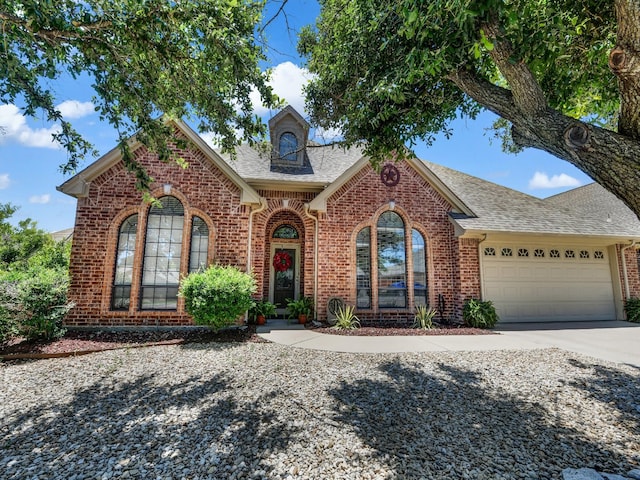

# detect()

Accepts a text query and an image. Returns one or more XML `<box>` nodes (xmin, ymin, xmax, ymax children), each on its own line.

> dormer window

<box><xmin>279</xmin><ymin>132</ymin><xmax>298</xmax><ymax>161</ymax></box>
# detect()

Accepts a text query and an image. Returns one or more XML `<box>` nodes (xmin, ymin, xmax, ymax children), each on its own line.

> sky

<box><xmin>0</xmin><ymin>0</ymin><xmax>593</xmax><ymax>233</ymax></box>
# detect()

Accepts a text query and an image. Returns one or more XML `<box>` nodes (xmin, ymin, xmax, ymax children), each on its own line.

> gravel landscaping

<box><xmin>1</xmin><ymin>343</ymin><xmax>639</xmax><ymax>479</ymax></box>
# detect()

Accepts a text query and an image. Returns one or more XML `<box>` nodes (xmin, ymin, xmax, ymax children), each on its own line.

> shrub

<box><xmin>413</xmin><ymin>305</ymin><xmax>436</xmax><ymax>330</ymax></box>
<box><xmin>180</xmin><ymin>265</ymin><xmax>256</xmax><ymax>330</ymax></box>
<box><xmin>463</xmin><ymin>299</ymin><xmax>499</xmax><ymax>329</ymax></box>
<box><xmin>0</xmin><ymin>268</ymin><xmax>72</xmax><ymax>342</ymax></box>
<box><xmin>624</xmin><ymin>297</ymin><xmax>640</xmax><ymax>323</ymax></box>
<box><xmin>332</xmin><ymin>305</ymin><xmax>361</xmax><ymax>330</ymax></box>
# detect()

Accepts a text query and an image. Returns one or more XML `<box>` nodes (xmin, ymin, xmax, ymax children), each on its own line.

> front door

<box><xmin>273</xmin><ymin>248</ymin><xmax>296</xmax><ymax>309</ymax></box>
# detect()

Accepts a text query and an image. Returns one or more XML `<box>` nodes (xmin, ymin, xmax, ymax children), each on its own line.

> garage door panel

<box><xmin>483</xmin><ymin>245</ymin><xmax>615</xmax><ymax>322</ymax></box>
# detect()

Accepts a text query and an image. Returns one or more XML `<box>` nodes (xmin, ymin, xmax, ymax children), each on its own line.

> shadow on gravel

<box><xmin>328</xmin><ymin>360</ymin><xmax>639</xmax><ymax>479</ymax></box>
<box><xmin>566</xmin><ymin>358</ymin><xmax>640</xmax><ymax>436</ymax></box>
<box><xmin>1</xmin><ymin>371</ymin><xmax>297</xmax><ymax>478</ymax></box>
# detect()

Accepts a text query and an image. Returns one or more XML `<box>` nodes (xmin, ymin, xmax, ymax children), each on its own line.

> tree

<box><xmin>299</xmin><ymin>0</ymin><xmax>640</xmax><ymax>218</ymax></box>
<box><xmin>1</xmin><ymin>0</ymin><xmax>278</xmax><ymax>190</ymax></box>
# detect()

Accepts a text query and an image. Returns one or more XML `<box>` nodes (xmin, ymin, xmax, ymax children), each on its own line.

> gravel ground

<box><xmin>1</xmin><ymin>344</ymin><xmax>639</xmax><ymax>479</ymax></box>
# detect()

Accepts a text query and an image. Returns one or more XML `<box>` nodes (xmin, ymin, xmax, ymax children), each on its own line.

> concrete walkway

<box><xmin>257</xmin><ymin>320</ymin><xmax>640</xmax><ymax>366</ymax></box>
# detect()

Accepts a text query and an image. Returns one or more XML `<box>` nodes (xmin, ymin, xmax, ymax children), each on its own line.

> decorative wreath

<box><xmin>273</xmin><ymin>251</ymin><xmax>293</xmax><ymax>272</ymax></box>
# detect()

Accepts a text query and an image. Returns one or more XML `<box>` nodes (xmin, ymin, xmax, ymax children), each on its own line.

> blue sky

<box><xmin>0</xmin><ymin>0</ymin><xmax>592</xmax><ymax>233</ymax></box>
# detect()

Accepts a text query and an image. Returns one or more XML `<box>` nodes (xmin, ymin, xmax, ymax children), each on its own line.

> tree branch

<box><xmin>482</xmin><ymin>19</ymin><xmax>547</xmax><ymax>117</ymax></box>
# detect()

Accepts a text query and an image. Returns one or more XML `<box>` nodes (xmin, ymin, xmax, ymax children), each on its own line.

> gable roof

<box><xmin>57</xmin><ymin>119</ymin><xmax>261</xmax><ymax>205</ymax></box>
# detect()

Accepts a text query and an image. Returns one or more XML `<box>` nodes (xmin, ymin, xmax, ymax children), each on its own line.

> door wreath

<box><xmin>273</xmin><ymin>251</ymin><xmax>293</xmax><ymax>272</ymax></box>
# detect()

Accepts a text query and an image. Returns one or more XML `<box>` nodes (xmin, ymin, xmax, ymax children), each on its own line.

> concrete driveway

<box><xmin>258</xmin><ymin>320</ymin><xmax>640</xmax><ymax>367</ymax></box>
<box><xmin>496</xmin><ymin>321</ymin><xmax>640</xmax><ymax>367</ymax></box>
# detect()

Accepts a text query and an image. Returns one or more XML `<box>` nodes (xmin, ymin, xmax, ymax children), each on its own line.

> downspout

<box><xmin>477</xmin><ymin>234</ymin><xmax>488</xmax><ymax>300</ymax></box>
<box><xmin>304</xmin><ymin>203</ymin><xmax>319</xmax><ymax>321</ymax></box>
<box><xmin>245</xmin><ymin>197</ymin><xmax>267</xmax><ymax>323</ymax></box>
<box><xmin>621</xmin><ymin>240</ymin><xmax>637</xmax><ymax>300</ymax></box>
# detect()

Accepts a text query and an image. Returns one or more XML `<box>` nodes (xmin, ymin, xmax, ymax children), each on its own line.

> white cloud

<box><xmin>56</xmin><ymin>100</ymin><xmax>95</xmax><ymax>119</ymax></box>
<box><xmin>528</xmin><ymin>171</ymin><xmax>581</xmax><ymax>189</ymax></box>
<box><xmin>251</xmin><ymin>62</ymin><xmax>312</xmax><ymax>115</ymax></box>
<box><xmin>29</xmin><ymin>194</ymin><xmax>51</xmax><ymax>204</ymax></box>
<box><xmin>0</xmin><ymin>173</ymin><xmax>9</xmax><ymax>189</ymax></box>
<box><xmin>0</xmin><ymin>104</ymin><xmax>61</xmax><ymax>149</ymax></box>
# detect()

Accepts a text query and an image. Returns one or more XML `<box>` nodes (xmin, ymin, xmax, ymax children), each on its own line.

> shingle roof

<box><xmin>425</xmin><ymin>161</ymin><xmax>640</xmax><ymax>238</ymax></box>
<box><xmin>216</xmin><ymin>143</ymin><xmax>365</xmax><ymax>185</ymax></box>
<box><xmin>218</xmin><ymin>141</ymin><xmax>640</xmax><ymax>238</ymax></box>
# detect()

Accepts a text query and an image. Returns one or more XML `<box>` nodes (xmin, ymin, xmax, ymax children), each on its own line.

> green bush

<box><xmin>463</xmin><ymin>298</ymin><xmax>499</xmax><ymax>329</ymax></box>
<box><xmin>624</xmin><ymin>297</ymin><xmax>640</xmax><ymax>323</ymax></box>
<box><xmin>179</xmin><ymin>265</ymin><xmax>256</xmax><ymax>330</ymax></box>
<box><xmin>0</xmin><ymin>268</ymin><xmax>72</xmax><ymax>342</ymax></box>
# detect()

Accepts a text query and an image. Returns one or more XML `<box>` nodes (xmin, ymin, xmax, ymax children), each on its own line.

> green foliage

<box><xmin>624</xmin><ymin>297</ymin><xmax>640</xmax><ymax>323</ymax></box>
<box><xmin>0</xmin><ymin>204</ymin><xmax>73</xmax><ymax>342</ymax></box>
<box><xmin>413</xmin><ymin>305</ymin><xmax>436</xmax><ymax>330</ymax></box>
<box><xmin>332</xmin><ymin>305</ymin><xmax>361</xmax><ymax>330</ymax></box>
<box><xmin>286</xmin><ymin>296</ymin><xmax>314</xmax><ymax>319</ymax></box>
<box><xmin>179</xmin><ymin>265</ymin><xmax>256</xmax><ymax>330</ymax></box>
<box><xmin>248</xmin><ymin>299</ymin><xmax>277</xmax><ymax>321</ymax></box>
<box><xmin>463</xmin><ymin>299</ymin><xmax>499</xmax><ymax>329</ymax></box>
<box><xmin>1</xmin><ymin>0</ymin><xmax>278</xmax><ymax>191</ymax></box>
<box><xmin>300</xmin><ymin>0</ymin><xmax>617</xmax><ymax>164</ymax></box>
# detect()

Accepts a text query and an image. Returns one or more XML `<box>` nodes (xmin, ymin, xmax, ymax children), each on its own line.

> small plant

<box><xmin>413</xmin><ymin>305</ymin><xmax>436</xmax><ymax>330</ymax></box>
<box><xmin>179</xmin><ymin>265</ymin><xmax>256</xmax><ymax>330</ymax></box>
<box><xmin>624</xmin><ymin>297</ymin><xmax>640</xmax><ymax>323</ymax></box>
<box><xmin>286</xmin><ymin>296</ymin><xmax>313</xmax><ymax>319</ymax></box>
<box><xmin>249</xmin><ymin>299</ymin><xmax>277</xmax><ymax>322</ymax></box>
<box><xmin>332</xmin><ymin>305</ymin><xmax>361</xmax><ymax>330</ymax></box>
<box><xmin>463</xmin><ymin>299</ymin><xmax>499</xmax><ymax>329</ymax></box>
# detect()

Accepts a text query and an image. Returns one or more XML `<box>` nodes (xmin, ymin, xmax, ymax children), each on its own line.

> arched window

<box><xmin>140</xmin><ymin>196</ymin><xmax>184</xmax><ymax>310</ymax></box>
<box><xmin>377</xmin><ymin>211</ymin><xmax>406</xmax><ymax>308</ymax></box>
<box><xmin>356</xmin><ymin>227</ymin><xmax>371</xmax><ymax>308</ymax></box>
<box><xmin>279</xmin><ymin>132</ymin><xmax>298</xmax><ymax>161</ymax></box>
<box><xmin>189</xmin><ymin>216</ymin><xmax>209</xmax><ymax>272</ymax></box>
<box><xmin>355</xmin><ymin>214</ymin><xmax>429</xmax><ymax>311</ymax></box>
<box><xmin>273</xmin><ymin>224</ymin><xmax>299</xmax><ymax>239</ymax></box>
<box><xmin>412</xmin><ymin>229</ymin><xmax>428</xmax><ymax>306</ymax></box>
<box><xmin>111</xmin><ymin>215</ymin><xmax>138</xmax><ymax>310</ymax></box>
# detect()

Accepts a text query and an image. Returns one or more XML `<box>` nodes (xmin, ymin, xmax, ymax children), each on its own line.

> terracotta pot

<box><xmin>257</xmin><ymin>315</ymin><xmax>266</xmax><ymax>325</ymax></box>
<box><xmin>298</xmin><ymin>314</ymin><xmax>307</xmax><ymax>324</ymax></box>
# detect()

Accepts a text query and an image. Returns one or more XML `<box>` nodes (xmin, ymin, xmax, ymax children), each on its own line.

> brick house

<box><xmin>58</xmin><ymin>106</ymin><xmax>640</xmax><ymax>327</ymax></box>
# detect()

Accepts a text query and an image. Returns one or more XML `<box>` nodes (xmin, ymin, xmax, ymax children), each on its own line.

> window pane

<box><xmin>412</xmin><ymin>229</ymin><xmax>428</xmax><ymax>307</ymax></box>
<box><xmin>141</xmin><ymin>196</ymin><xmax>183</xmax><ymax>310</ymax></box>
<box><xmin>279</xmin><ymin>132</ymin><xmax>298</xmax><ymax>161</ymax></box>
<box><xmin>111</xmin><ymin>215</ymin><xmax>138</xmax><ymax>310</ymax></box>
<box><xmin>273</xmin><ymin>225</ymin><xmax>299</xmax><ymax>239</ymax></box>
<box><xmin>189</xmin><ymin>217</ymin><xmax>209</xmax><ymax>272</ymax></box>
<box><xmin>356</xmin><ymin>227</ymin><xmax>371</xmax><ymax>309</ymax></box>
<box><xmin>378</xmin><ymin>211</ymin><xmax>406</xmax><ymax>308</ymax></box>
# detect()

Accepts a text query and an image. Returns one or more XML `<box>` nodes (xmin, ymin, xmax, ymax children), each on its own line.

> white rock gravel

<box><xmin>1</xmin><ymin>344</ymin><xmax>639</xmax><ymax>479</ymax></box>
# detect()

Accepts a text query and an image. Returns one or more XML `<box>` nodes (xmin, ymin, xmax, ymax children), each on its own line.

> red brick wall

<box><xmin>65</xmin><ymin>141</ymin><xmax>250</xmax><ymax>327</ymax></box>
<box><xmin>315</xmin><ymin>162</ymin><xmax>467</xmax><ymax>323</ymax></box>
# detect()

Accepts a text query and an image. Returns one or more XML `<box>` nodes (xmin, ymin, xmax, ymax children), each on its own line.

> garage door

<box><xmin>482</xmin><ymin>245</ymin><xmax>616</xmax><ymax>322</ymax></box>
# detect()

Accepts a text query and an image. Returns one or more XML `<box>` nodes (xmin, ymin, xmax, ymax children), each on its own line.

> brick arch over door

<box><xmin>263</xmin><ymin>210</ymin><xmax>306</xmax><ymax>300</ymax></box>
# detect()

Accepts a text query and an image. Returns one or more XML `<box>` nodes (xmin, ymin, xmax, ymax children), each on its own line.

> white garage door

<box><xmin>482</xmin><ymin>245</ymin><xmax>616</xmax><ymax>322</ymax></box>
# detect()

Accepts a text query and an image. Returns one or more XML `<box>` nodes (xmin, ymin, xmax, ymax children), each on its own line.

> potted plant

<box><xmin>286</xmin><ymin>296</ymin><xmax>313</xmax><ymax>324</ymax></box>
<box><xmin>249</xmin><ymin>299</ymin><xmax>277</xmax><ymax>325</ymax></box>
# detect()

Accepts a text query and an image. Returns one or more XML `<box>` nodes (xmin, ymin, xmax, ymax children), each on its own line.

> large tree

<box><xmin>1</xmin><ymin>0</ymin><xmax>277</xmax><ymax>190</ymax></box>
<box><xmin>299</xmin><ymin>0</ymin><xmax>640</xmax><ymax>218</ymax></box>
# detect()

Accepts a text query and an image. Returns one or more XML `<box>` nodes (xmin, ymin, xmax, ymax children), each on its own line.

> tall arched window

<box><xmin>412</xmin><ymin>229</ymin><xmax>428</xmax><ymax>306</ymax></box>
<box><xmin>140</xmin><ymin>196</ymin><xmax>184</xmax><ymax>310</ymax></box>
<box><xmin>189</xmin><ymin>216</ymin><xmax>209</xmax><ymax>272</ymax></box>
<box><xmin>377</xmin><ymin>211</ymin><xmax>406</xmax><ymax>308</ymax></box>
<box><xmin>111</xmin><ymin>215</ymin><xmax>138</xmax><ymax>310</ymax></box>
